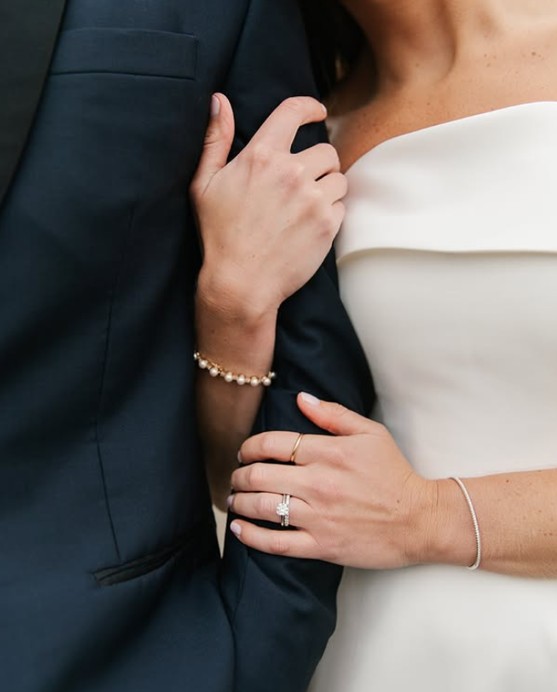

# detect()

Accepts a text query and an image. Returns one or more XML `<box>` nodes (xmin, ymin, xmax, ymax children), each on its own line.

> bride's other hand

<box><xmin>191</xmin><ymin>93</ymin><xmax>347</xmax><ymax>319</ymax></box>
<box><xmin>228</xmin><ymin>393</ymin><xmax>476</xmax><ymax>570</ymax></box>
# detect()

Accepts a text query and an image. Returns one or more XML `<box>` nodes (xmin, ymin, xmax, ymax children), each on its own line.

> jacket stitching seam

<box><xmin>93</xmin><ymin>206</ymin><xmax>136</xmax><ymax>563</ymax></box>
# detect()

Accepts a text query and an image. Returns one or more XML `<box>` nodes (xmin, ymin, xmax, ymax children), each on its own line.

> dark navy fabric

<box><xmin>0</xmin><ymin>1</ymin><xmax>374</xmax><ymax>691</ymax></box>
<box><xmin>0</xmin><ymin>0</ymin><xmax>67</xmax><ymax>202</ymax></box>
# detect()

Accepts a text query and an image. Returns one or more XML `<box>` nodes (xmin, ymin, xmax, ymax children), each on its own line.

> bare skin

<box><xmin>334</xmin><ymin>0</ymin><xmax>557</xmax><ymax>170</ymax></box>
<box><xmin>228</xmin><ymin>0</ymin><xmax>557</xmax><ymax>578</ymax></box>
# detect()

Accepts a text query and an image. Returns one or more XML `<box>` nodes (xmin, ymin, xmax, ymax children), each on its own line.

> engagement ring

<box><xmin>276</xmin><ymin>493</ymin><xmax>291</xmax><ymax>528</ymax></box>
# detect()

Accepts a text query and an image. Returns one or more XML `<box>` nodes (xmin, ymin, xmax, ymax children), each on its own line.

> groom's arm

<box><xmin>220</xmin><ymin>1</ymin><xmax>375</xmax><ymax>691</ymax></box>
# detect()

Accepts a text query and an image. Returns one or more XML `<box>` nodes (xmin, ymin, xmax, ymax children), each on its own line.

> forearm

<box><xmin>195</xmin><ymin>270</ymin><xmax>277</xmax><ymax>509</ymax></box>
<box><xmin>425</xmin><ymin>468</ymin><xmax>557</xmax><ymax>577</ymax></box>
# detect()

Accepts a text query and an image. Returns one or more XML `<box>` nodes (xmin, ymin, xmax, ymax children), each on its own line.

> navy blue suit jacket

<box><xmin>0</xmin><ymin>1</ymin><xmax>374</xmax><ymax>690</ymax></box>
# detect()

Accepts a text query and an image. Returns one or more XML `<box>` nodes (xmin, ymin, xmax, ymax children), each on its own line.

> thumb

<box><xmin>297</xmin><ymin>392</ymin><xmax>370</xmax><ymax>437</ymax></box>
<box><xmin>193</xmin><ymin>93</ymin><xmax>235</xmax><ymax>194</ymax></box>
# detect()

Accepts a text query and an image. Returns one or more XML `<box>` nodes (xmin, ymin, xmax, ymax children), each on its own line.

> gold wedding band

<box><xmin>289</xmin><ymin>433</ymin><xmax>304</xmax><ymax>464</ymax></box>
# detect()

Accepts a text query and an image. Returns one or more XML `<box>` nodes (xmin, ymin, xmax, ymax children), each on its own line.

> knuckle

<box><xmin>230</xmin><ymin>470</ymin><xmax>239</xmax><ymax>490</ymax></box>
<box><xmin>324</xmin><ymin>143</ymin><xmax>341</xmax><ymax>169</ymax></box>
<box><xmin>335</xmin><ymin>200</ymin><xmax>346</xmax><ymax>219</ymax></box>
<box><xmin>328</xmin><ymin>442</ymin><xmax>346</xmax><ymax>468</ymax></box>
<box><xmin>247</xmin><ymin>463</ymin><xmax>266</xmax><ymax>489</ymax></box>
<box><xmin>256</xmin><ymin>494</ymin><xmax>274</xmax><ymax>516</ymax></box>
<box><xmin>327</xmin><ymin>480</ymin><xmax>344</xmax><ymax>504</ymax></box>
<box><xmin>269</xmin><ymin>533</ymin><xmax>290</xmax><ymax>556</ymax></box>
<box><xmin>323</xmin><ymin>214</ymin><xmax>338</xmax><ymax>237</ymax></box>
<box><xmin>248</xmin><ymin>143</ymin><xmax>273</xmax><ymax>168</ymax></box>
<box><xmin>280</xmin><ymin>162</ymin><xmax>305</xmax><ymax>188</ymax></box>
<box><xmin>313</xmin><ymin>477</ymin><xmax>330</xmax><ymax>503</ymax></box>
<box><xmin>305</xmin><ymin>186</ymin><xmax>325</xmax><ymax>213</ymax></box>
<box><xmin>229</xmin><ymin>496</ymin><xmax>242</xmax><ymax>517</ymax></box>
<box><xmin>281</xmin><ymin>96</ymin><xmax>309</xmax><ymax>115</ymax></box>
<box><xmin>316</xmin><ymin>208</ymin><xmax>337</xmax><ymax>237</ymax></box>
<box><xmin>259</xmin><ymin>435</ymin><xmax>277</xmax><ymax>460</ymax></box>
<box><xmin>314</xmin><ymin>471</ymin><xmax>343</xmax><ymax>502</ymax></box>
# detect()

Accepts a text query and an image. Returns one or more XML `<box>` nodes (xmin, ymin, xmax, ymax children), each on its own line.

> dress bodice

<box><xmin>337</xmin><ymin>101</ymin><xmax>557</xmax><ymax>255</ymax></box>
<box><xmin>337</xmin><ymin>101</ymin><xmax>557</xmax><ymax>480</ymax></box>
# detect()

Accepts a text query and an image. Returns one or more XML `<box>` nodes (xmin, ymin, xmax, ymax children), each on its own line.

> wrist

<box><xmin>196</xmin><ymin>266</ymin><xmax>279</xmax><ymax>327</ymax></box>
<box><xmin>403</xmin><ymin>477</ymin><xmax>440</xmax><ymax>565</ymax></box>
<box><xmin>420</xmin><ymin>478</ymin><xmax>479</xmax><ymax>567</ymax></box>
<box><xmin>195</xmin><ymin>270</ymin><xmax>278</xmax><ymax>375</ymax></box>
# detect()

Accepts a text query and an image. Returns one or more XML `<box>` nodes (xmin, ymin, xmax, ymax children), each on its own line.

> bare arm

<box><xmin>433</xmin><ymin>468</ymin><xmax>557</xmax><ymax>578</ymax></box>
<box><xmin>190</xmin><ymin>95</ymin><xmax>345</xmax><ymax>509</ymax></box>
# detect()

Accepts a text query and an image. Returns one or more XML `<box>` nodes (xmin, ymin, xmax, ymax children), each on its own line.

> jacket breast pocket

<box><xmin>40</xmin><ymin>26</ymin><xmax>206</xmax><ymax>220</ymax></box>
<box><xmin>50</xmin><ymin>28</ymin><xmax>198</xmax><ymax>79</ymax></box>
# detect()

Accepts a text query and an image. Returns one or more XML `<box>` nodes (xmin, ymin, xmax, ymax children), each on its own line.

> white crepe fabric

<box><xmin>310</xmin><ymin>102</ymin><xmax>557</xmax><ymax>692</ymax></box>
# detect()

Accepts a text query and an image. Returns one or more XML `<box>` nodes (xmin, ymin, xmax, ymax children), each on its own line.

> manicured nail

<box><xmin>230</xmin><ymin>522</ymin><xmax>242</xmax><ymax>537</ymax></box>
<box><xmin>237</xmin><ymin>450</ymin><xmax>243</xmax><ymax>465</ymax></box>
<box><xmin>300</xmin><ymin>392</ymin><xmax>320</xmax><ymax>407</ymax></box>
<box><xmin>226</xmin><ymin>495</ymin><xmax>234</xmax><ymax>508</ymax></box>
<box><xmin>211</xmin><ymin>94</ymin><xmax>221</xmax><ymax>117</ymax></box>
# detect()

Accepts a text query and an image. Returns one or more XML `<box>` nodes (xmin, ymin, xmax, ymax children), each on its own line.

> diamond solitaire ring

<box><xmin>276</xmin><ymin>494</ymin><xmax>291</xmax><ymax>528</ymax></box>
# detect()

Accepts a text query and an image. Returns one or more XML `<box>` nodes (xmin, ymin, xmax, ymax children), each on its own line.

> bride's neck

<box><xmin>342</xmin><ymin>0</ymin><xmax>552</xmax><ymax>90</ymax></box>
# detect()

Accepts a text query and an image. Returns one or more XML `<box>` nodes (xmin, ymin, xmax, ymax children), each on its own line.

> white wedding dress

<box><xmin>310</xmin><ymin>102</ymin><xmax>557</xmax><ymax>692</ymax></box>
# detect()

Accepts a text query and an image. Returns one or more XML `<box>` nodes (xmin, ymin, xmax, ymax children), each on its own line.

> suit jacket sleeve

<box><xmin>219</xmin><ymin>2</ymin><xmax>375</xmax><ymax>690</ymax></box>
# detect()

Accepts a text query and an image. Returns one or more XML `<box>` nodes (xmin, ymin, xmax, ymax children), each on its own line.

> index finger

<box><xmin>249</xmin><ymin>96</ymin><xmax>327</xmax><ymax>151</ymax></box>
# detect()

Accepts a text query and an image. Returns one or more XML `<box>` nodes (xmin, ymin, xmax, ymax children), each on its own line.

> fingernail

<box><xmin>237</xmin><ymin>450</ymin><xmax>243</xmax><ymax>465</ymax></box>
<box><xmin>300</xmin><ymin>392</ymin><xmax>320</xmax><ymax>407</ymax></box>
<box><xmin>226</xmin><ymin>494</ymin><xmax>234</xmax><ymax>508</ymax></box>
<box><xmin>211</xmin><ymin>94</ymin><xmax>221</xmax><ymax>117</ymax></box>
<box><xmin>321</xmin><ymin>103</ymin><xmax>328</xmax><ymax>115</ymax></box>
<box><xmin>230</xmin><ymin>522</ymin><xmax>242</xmax><ymax>537</ymax></box>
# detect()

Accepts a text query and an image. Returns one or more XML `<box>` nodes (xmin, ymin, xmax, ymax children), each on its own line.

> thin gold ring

<box><xmin>289</xmin><ymin>433</ymin><xmax>304</xmax><ymax>464</ymax></box>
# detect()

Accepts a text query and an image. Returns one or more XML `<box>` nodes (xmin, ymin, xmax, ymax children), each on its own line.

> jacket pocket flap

<box><xmin>50</xmin><ymin>28</ymin><xmax>198</xmax><ymax>79</ymax></box>
<box><xmin>93</xmin><ymin>520</ymin><xmax>217</xmax><ymax>586</ymax></box>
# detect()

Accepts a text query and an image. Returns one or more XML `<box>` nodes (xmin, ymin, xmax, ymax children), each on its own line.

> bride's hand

<box><xmin>190</xmin><ymin>94</ymin><xmax>347</xmax><ymax>320</ymax></box>
<box><xmin>228</xmin><ymin>393</ymin><xmax>440</xmax><ymax>570</ymax></box>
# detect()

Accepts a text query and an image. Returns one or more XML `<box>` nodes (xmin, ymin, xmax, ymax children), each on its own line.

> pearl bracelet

<box><xmin>450</xmin><ymin>476</ymin><xmax>482</xmax><ymax>571</ymax></box>
<box><xmin>194</xmin><ymin>351</ymin><xmax>276</xmax><ymax>387</ymax></box>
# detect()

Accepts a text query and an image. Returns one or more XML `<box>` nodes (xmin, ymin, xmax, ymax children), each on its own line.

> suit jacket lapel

<box><xmin>0</xmin><ymin>0</ymin><xmax>67</xmax><ymax>207</ymax></box>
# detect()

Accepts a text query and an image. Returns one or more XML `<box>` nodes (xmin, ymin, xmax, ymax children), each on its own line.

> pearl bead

<box><xmin>194</xmin><ymin>352</ymin><xmax>277</xmax><ymax>390</ymax></box>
